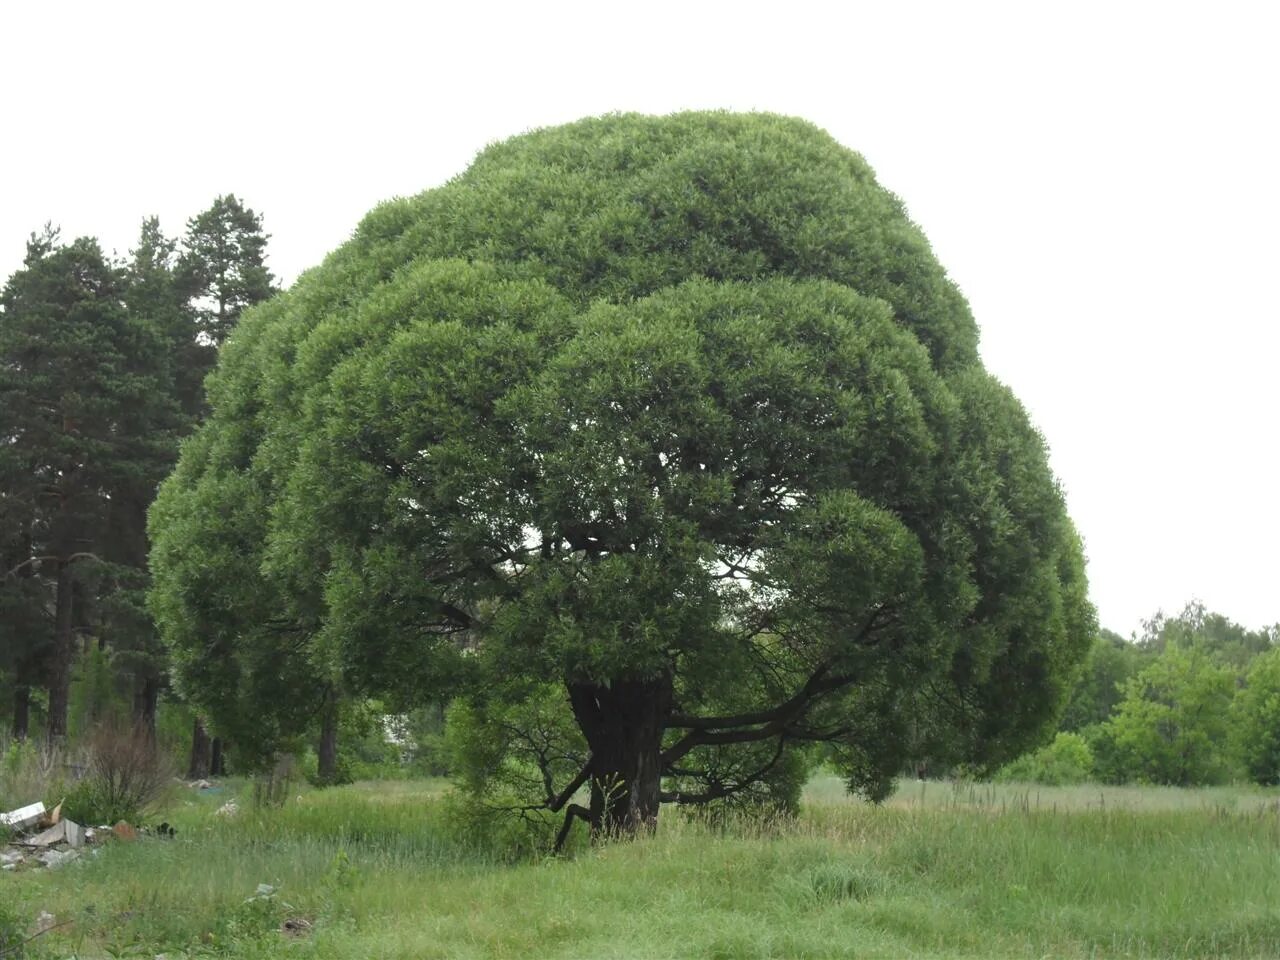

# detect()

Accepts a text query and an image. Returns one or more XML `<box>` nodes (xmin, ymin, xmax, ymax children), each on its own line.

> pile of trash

<box><xmin>1</xmin><ymin>799</ymin><xmax>136</xmax><ymax>871</ymax></box>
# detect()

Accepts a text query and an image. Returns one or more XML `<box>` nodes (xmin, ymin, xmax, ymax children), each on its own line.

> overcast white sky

<box><xmin>2</xmin><ymin>1</ymin><xmax>1276</xmax><ymax>637</ymax></box>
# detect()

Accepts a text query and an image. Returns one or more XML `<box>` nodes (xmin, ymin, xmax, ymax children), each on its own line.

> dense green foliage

<box><xmin>149</xmin><ymin>112</ymin><xmax>1094</xmax><ymax>837</ymax></box>
<box><xmin>995</xmin><ymin>731</ymin><xmax>1093</xmax><ymax>785</ymax></box>
<box><xmin>1100</xmin><ymin>645</ymin><xmax>1237</xmax><ymax>786</ymax></box>
<box><xmin>1058</xmin><ymin>629</ymin><xmax>1144</xmax><ymax>732</ymax></box>
<box><xmin>1233</xmin><ymin>648</ymin><xmax>1280</xmax><ymax>785</ymax></box>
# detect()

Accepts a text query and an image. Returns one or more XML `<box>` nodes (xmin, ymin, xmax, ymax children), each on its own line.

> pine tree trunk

<box><xmin>567</xmin><ymin>674</ymin><xmax>672</xmax><ymax>837</ymax></box>
<box><xmin>12</xmin><ymin>685</ymin><xmax>30</xmax><ymax>741</ymax></box>
<box><xmin>188</xmin><ymin>717</ymin><xmax>211</xmax><ymax>779</ymax></box>
<box><xmin>133</xmin><ymin>675</ymin><xmax>159</xmax><ymax>743</ymax></box>
<box><xmin>317</xmin><ymin>692</ymin><xmax>339</xmax><ymax>784</ymax></box>
<box><xmin>46</xmin><ymin>559</ymin><xmax>75</xmax><ymax>741</ymax></box>
<box><xmin>210</xmin><ymin>738</ymin><xmax>225</xmax><ymax>776</ymax></box>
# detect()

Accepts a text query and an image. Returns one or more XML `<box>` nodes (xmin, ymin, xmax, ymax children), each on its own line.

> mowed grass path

<box><xmin>6</xmin><ymin>777</ymin><xmax>1280</xmax><ymax>958</ymax></box>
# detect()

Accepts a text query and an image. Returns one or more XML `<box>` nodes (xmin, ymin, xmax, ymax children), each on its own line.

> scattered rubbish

<box><xmin>35</xmin><ymin>910</ymin><xmax>57</xmax><ymax>934</ymax></box>
<box><xmin>255</xmin><ymin>883</ymin><xmax>276</xmax><ymax>898</ymax></box>
<box><xmin>215</xmin><ymin>800</ymin><xmax>240</xmax><ymax>817</ymax></box>
<box><xmin>0</xmin><ymin>801</ymin><xmax>45</xmax><ymax>831</ymax></box>
<box><xmin>44</xmin><ymin>799</ymin><xmax>64</xmax><ymax>827</ymax></box>
<box><xmin>37</xmin><ymin>848</ymin><xmax>79</xmax><ymax>869</ymax></box>
<box><xmin>281</xmin><ymin>917</ymin><xmax>313</xmax><ymax>937</ymax></box>
<box><xmin>1</xmin><ymin>805</ymin><xmax>177</xmax><ymax>876</ymax></box>
<box><xmin>189</xmin><ymin>779</ymin><xmax>213</xmax><ymax>790</ymax></box>
<box><xmin>21</xmin><ymin>818</ymin><xmax>84</xmax><ymax>849</ymax></box>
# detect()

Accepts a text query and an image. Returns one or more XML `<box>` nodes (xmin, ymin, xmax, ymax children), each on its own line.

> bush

<box><xmin>995</xmin><ymin>732</ymin><xmax>1094</xmax><ymax>785</ymax></box>
<box><xmin>61</xmin><ymin>723</ymin><xmax>173</xmax><ymax>825</ymax></box>
<box><xmin>1080</xmin><ymin>723</ymin><xmax>1127</xmax><ymax>785</ymax></box>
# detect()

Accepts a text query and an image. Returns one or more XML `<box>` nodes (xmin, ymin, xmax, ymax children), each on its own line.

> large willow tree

<box><xmin>149</xmin><ymin>113</ymin><xmax>1093</xmax><ymax>839</ymax></box>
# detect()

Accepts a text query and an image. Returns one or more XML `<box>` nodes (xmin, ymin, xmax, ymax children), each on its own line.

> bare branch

<box><xmin>553</xmin><ymin>803</ymin><xmax>592</xmax><ymax>854</ymax></box>
<box><xmin>548</xmin><ymin>760</ymin><xmax>592</xmax><ymax>812</ymax></box>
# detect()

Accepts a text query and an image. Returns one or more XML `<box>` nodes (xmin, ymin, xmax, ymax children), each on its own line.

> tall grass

<box><xmin>5</xmin><ymin>777</ymin><xmax>1279</xmax><ymax>958</ymax></box>
<box><xmin>0</xmin><ymin>736</ymin><xmax>76</xmax><ymax>814</ymax></box>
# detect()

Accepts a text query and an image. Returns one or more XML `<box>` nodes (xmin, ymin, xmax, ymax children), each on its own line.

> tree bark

<box><xmin>132</xmin><ymin>675</ymin><xmax>160</xmax><ymax>743</ymax></box>
<box><xmin>188</xmin><ymin>716</ymin><xmax>211</xmax><ymax>779</ymax></box>
<box><xmin>317</xmin><ymin>690</ymin><xmax>339</xmax><ymax>784</ymax></box>
<box><xmin>567</xmin><ymin>674</ymin><xmax>672</xmax><ymax>837</ymax></box>
<box><xmin>46</xmin><ymin>559</ymin><xmax>75</xmax><ymax>741</ymax></box>
<box><xmin>210</xmin><ymin>737</ymin><xmax>225</xmax><ymax>776</ymax></box>
<box><xmin>12</xmin><ymin>685</ymin><xmax>30</xmax><ymax>741</ymax></box>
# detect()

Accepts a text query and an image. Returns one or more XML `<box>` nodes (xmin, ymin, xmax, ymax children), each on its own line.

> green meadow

<box><xmin>5</xmin><ymin>776</ymin><xmax>1279</xmax><ymax>959</ymax></box>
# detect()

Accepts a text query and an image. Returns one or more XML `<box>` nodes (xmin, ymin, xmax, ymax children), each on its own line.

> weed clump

<box><xmin>61</xmin><ymin>723</ymin><xmax>173</xmax><ymax>825</ymax></box>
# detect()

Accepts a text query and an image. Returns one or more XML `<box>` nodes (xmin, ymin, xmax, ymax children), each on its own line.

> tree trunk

<box><xmin>132</xmin><ymin>675</ymin><xmax>159</xmax><ymax>743</ymax></box>
<box><xmin>46</xmin><ymin>559</ymin><xmax>75</xmax><ymax>741</ymax></box>
<box><xmin>567</xmin><ymin>674</ymin><xmax>672</xmax><ymax>837</ymax></box>
<box><xmin>317</xmin><ymin>691</ymin><xmax>339</xmax><ymax>784</ymax></box>
<box><xmin>210</xmin><ymin>737</ymin><xmax>225</xmax><ymax>776</ymax></box>
<box><xmin>188</xmin><ymin>716</ymin><xmax>211</xmax><ymax>779</ymax></box>
<box><xmin>12</xmin><ymin>685</ymin><xmax>30</xmax><ymax>741</ymax></box>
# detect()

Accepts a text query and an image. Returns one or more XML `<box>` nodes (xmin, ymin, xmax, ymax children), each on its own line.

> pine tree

<box><xmin>177</xmin><ymin>195</ymin><xmax>276</xmax><ymax>348</ymax></box>
<box><xmin>175</xmin><ymin>197</ymin><xmax>277</xmax><ymax>770</ymax></box>
<box><xmin>0</xmin><ymin>229</ymin><xmax>141</xmax><ymax>738</ymax></box>
<box><xmin>103</xmin><ymin>218</ymin><xmax>190</xmax><ymax>737</ymax></box>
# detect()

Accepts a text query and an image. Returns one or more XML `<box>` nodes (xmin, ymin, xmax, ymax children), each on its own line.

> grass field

<box><xmin>4</xmin><ymin>776</ymin><xmax>1280</xmax><ymax>959</ymax></box>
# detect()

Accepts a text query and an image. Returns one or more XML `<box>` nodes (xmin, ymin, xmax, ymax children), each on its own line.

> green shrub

<box><xmin>996</xmin><ymin>732</ymin><xmax>1094</xmax><ymax>785</ymax></box>
<box><xmin>0</xmin><ymin>901</ymin><xmax>25</xmax><ymax>959</ymax></box>
<box><xmin>1080</xmin><ymin>723</ymin><xmax>1127</xmax><ymax>784</ymax></box>
<box><xmin>60</xmin><ymin>723</ymin><xmax>173</xmax><ymax>825</ymax></box>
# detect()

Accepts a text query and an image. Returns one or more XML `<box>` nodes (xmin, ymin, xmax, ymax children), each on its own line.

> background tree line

<box><xmin>998</xmin><ymin>601</ymin><xmax>1280</xmax><ymax>787</ymax></box>
<box><xmin>0</xmin><ymin>196</ymin><xmax>275</xmax><ymax>772</ymax></box>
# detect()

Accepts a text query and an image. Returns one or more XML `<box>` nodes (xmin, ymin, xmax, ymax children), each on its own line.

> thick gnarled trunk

<box><xmin>567</xmin><ymin>674</ymin><xmax>672</xmax><ymax>837</ymax></box>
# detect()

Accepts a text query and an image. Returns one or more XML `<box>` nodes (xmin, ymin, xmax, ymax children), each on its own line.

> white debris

<box><xmin>37</xmin><ymin>848</ymin><xmax>79</xmax><ymax>869</ymax></box>
<box><xmin>0</xmin><ymin>801</ymin><xmax>45</xmax><ymax>831</ymax></box>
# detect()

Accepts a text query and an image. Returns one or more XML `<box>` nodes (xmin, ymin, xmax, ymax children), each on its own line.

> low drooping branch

<box><xmin>660</xmin><ymin>736</ymin><xmax>789</xmax><ymax>806</ymax></box>
<box><xmin>548</xmin><ymin>760</ymin><xmax>592</xmax><ymax>812</ymax></box>
<box><xmin>666</xmin><ymin>603</ymin><xmax>892</xmax><ymax>744</ymax></box>
<box><xmin>553</xmin><ymin>803</ymin><xmax>592</xmax><ymax>853</ymax></box>
<box><xmin>662</xmin><ymin>665</ymin><xmax>857</xmax><ymax>766</ymax></box>
<box><xmin>667</xmin><ymin>663</ymin><xmax>834</xmax><ymax>731</ymax></box>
